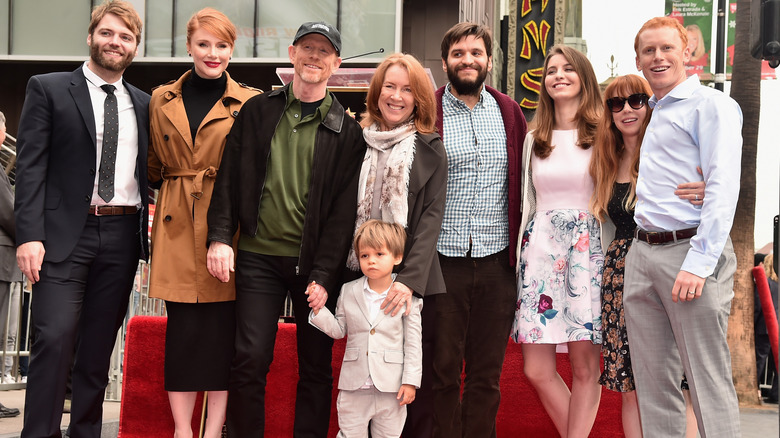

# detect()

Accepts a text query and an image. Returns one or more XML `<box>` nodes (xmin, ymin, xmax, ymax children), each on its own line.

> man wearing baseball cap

<box><xmin>207</xmin><ymin>21</ymin><xmax>365</xmax><ymax>437</ymax></box>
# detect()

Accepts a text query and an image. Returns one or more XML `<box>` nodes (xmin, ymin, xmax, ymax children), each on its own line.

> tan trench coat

<box><xmin>148</xmin><ymin>70</ymin><xmax>260</xmax><ymax>303</ymax></box>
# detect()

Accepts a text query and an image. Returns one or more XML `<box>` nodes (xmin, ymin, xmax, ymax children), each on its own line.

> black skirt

<box><xmin>164</xmin><ymin>300</ymin><xmax>236</xmax><ymax>392</ymax></box>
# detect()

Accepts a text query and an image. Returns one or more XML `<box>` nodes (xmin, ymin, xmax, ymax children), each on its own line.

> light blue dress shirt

<box><xmin>635</xmin><ymin>75</ymin><xmax>743</xmax><ymax>278</ymax></box>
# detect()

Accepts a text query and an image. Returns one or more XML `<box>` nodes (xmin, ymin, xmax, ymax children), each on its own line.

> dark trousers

<box><xmin>402</xmin><ymin>294</ymin><xmax>437</xmax><ymax>438</ymax></box>
<box><xmin>227</xmin><ymin>251</ymin><xmax>334</xmax><ymax>438</ymax></box>
<box><xmin>432</xmin><ymin>249</ymin><xmax>516</xmax><ymax>438</ymax></box>
<box><xmin>21</xmin><ymin>215</ymin><xmax>140</xmax><ymax>438</ymax></box>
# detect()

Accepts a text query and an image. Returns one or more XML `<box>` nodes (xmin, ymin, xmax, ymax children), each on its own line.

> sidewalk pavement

<box><xmin>0</xmin><ymin>389</ymin><xmax>119</xmax><ymax>438</ymax></box>
<box><xmin>0</xmin><ymin>387</ymin><xmax>775</xmax><ymax>437</ymax></box>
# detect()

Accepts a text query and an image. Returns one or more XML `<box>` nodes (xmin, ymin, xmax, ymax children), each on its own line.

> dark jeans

<box><xmin>432</xmin><ymin>249</ymin><xmax>516</xmax><ymax>438</ymax></box>
<box><xmin>226</xmin><ymin>251</ymin><xmax>335</xmax><ymax>438</ymax></box>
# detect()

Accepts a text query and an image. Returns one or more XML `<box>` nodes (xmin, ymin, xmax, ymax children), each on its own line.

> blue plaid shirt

<box><xmin>437</xmin><ymin>84</ymin><xmax>508</xmax><ymax>258</ymax></box>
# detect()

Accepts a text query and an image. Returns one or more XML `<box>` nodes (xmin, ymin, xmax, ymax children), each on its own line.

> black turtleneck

<box><xmin>181</xmin><ymin>69</ymin><xmax>228</xmax><ymax>142</ymax></box>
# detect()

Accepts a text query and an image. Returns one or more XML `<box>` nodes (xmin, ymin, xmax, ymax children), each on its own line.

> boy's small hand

<box><xmin>306</xmin><ymin>282</ymin><xmax>328</xmax><ymax>311</ymax></box>
<box><xmin>397</xmin><ymin>384</ymin><xmax>416</xmax><ymax>406</ymax></box>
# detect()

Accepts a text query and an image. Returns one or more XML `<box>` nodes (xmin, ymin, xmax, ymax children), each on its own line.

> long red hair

<box><xmin>589</xmin><ymin>75</ymin><xmax>652</xmax><ymax>221</ymax></box>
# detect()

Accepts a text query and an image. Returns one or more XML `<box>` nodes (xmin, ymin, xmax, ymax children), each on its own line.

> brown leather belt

<box><xmin>634</xmin><ymin>227</ymin><xmax>697</xmax><ymax>245</ymax></box>
<box><xmin>89</xmin><ymin>205</ymin><xmax>138</xmax><ymax>216</ymax></box>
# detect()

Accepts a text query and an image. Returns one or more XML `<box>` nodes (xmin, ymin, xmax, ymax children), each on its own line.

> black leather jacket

<box><xmin>207</xmin><ymin>83</ymin><xmax>365</xmax><ymax>293</ymax></box>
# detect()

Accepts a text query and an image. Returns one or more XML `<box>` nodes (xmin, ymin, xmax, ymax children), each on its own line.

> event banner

<box><xmin>514</xmin><ymin>0</ymin><xmax>555</xmax><ymax>120</ymax></box>
<box><xmin>665</xmin><ymin>0</ymin><xmax>714</xmax><ymax>78</ymax></box>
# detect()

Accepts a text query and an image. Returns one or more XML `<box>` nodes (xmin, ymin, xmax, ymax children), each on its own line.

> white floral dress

<box><xmin>511</xmin><ymin>130</ymin><xmax>603</xmax><ymax>344</ymax></box>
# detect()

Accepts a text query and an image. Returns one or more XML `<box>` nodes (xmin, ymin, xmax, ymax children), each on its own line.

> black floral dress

<box><xmin>599</xmin><ymin>182</ymin><xmax>637</xmax><ymax>392</ymax></box>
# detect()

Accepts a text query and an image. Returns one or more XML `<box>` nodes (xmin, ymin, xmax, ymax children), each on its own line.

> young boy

<box><xmin>308</xmin><ymin>219</ymin><xmax>423</xmax><ymax>437</ymax></box>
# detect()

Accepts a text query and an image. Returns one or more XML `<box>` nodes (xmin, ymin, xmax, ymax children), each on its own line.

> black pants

<box><xmin>22</xmin><ymin>214</ymin><xmax>140</xmax><ymax>438</ymax></box>
<box><xmin>226</xmin><ymin>251</ymin><xmax>335</xmax><ymax>438</ymax></box>
<box><xmin>432</xmin><ymin>249</ymin><xmax>516</xmax><ymax>438</ymax></box>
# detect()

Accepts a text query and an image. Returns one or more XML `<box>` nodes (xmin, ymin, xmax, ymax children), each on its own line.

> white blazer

<box><xmin>310</xmin><ymin>277</ymin><xmax>423</xmax><ymax>392</ymax></box>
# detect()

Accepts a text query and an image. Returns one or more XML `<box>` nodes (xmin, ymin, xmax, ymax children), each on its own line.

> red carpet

<box><xmin>120</xmin><ymin>318</ymin><xmax>624</xmax><ymax>437</ymax></box>
<box><xmin>118</xmin><ymin>316</ymin><xmax>204</xmax><ymax>437</ymax></box>
<box><xmin>497</xmin><ymin>344</ymin><xmax>624</xmax><ymax>437</ymax></box>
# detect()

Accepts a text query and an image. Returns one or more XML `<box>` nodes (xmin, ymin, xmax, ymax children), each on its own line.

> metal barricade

<box><xmin>106</xmin><ymin>261</ymin><xmax>167</xmax><ymax>401</ymax></box>
<box><xmin>0</xmin><ymin>259</ymin><xmax>297</xmax><ymax>401</ymax></box>
<box><xmin>0</xmin><ymin>281</ymin><xmax>27</xmax><ymax>390</ymax></box>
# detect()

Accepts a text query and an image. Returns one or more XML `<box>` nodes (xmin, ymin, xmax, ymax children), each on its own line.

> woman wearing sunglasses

<box><xmin>510</xmin><ymin>45</ymin><xmax>605</xmax><ymax>437</ymax></box>
<box><xmin>590</xmin><ymin>74</ymin><xmax>704</xmax><ymax>438</ymax></box>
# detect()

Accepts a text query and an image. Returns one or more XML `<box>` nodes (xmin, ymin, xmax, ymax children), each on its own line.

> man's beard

<box><xmin>90</xmin><ymin>42</ymin><xmax>134</xmax><ymax>73</ymax></box>
<box><xmin>447</xmin><ymin>63</ymin><xmax>488</xmax><ymax>96</ymax></box>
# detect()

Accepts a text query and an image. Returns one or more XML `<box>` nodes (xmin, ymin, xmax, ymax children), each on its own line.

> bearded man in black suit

<box><xmin>14</xmin><ymin>2</ymin><xmax>149</xmax><ymax>437</ymax></box>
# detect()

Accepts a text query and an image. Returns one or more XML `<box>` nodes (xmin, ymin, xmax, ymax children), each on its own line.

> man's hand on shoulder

<box><xmin>382</xmin><ymin>281</ymin><xmax>413</xmax><ymax>317</ymax></box>
<box><xmin>17</xmin><ymin>241</ymin><xmax>45</xmax><ymax>283</ymax></box>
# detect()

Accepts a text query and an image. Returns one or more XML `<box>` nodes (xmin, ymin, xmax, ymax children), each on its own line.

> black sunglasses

<box><xmin>606</xmin><ymin>93</ymin><xmax>649</xmax><ymax>113</ymax></box>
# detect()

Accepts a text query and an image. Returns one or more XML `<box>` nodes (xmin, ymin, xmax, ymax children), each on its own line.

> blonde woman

<box><xmin>685</xmin><ymin>24</ymin><xmax>708</xmax><ymax>74</ymax></box>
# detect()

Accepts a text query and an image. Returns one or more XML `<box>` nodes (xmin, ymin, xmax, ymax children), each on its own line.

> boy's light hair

<box><xmin>353</xmin><ymin>220</ymin><xmax>406</xmax><ymax>259</ymax></box>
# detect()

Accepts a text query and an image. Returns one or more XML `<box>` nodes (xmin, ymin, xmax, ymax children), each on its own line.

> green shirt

<box><xmin>239</xmin><ymin>84</ymin><xmax>333</xmax><ymax>256</ymax></box>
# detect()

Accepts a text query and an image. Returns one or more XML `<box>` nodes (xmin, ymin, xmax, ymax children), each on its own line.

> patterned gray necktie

<box><xmin>99</xmin><ymin>84</ymin><xmax>118</xmax><ymax>202</ymax></box>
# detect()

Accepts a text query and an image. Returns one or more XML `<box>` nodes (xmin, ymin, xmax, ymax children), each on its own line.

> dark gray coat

<box><xmin>0</xmin><ymin>171</ymin><xmax>22</xmax><ymax>282</ymax></box>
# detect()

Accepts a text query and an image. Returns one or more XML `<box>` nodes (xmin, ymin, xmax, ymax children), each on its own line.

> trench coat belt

<box><xmin>161</xmin><ymin>166</ymin><xmax>218</xmax><ymax>200</ymax></box>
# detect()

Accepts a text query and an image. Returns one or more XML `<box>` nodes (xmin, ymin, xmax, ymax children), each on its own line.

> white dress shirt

<box><xmin>82</xmin><ymin>61</ymin><xmax>141</xmax><ymax>207</ymax></box>
<box><xmin>360</xmin><ymin>276</ymin><xmax>391</xmax><ymax>388</ymax></box>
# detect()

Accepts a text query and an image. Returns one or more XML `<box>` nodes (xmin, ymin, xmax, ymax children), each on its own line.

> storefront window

<box><xmin>255</xmin><ymin>0</ymin><xmax>338</xmax><ymax>58</ymax></box>
<box><xmin>340</xmin><ymin>0</ymin><xmax>397</xmax><ymax>60</ymax></box>
<box><xmin>11</xmin><ymin>0</ymin><xmax>90</xmax><ymax>56</ymax></box>
<box><xmin>144</xmin><ymin>1</ymin><xmax>174</xmax><ymax>57</ymax></box>
<box><xmin>0</xmin><ymin>0</ymin><xmax>8</xmax><ymax>55</ymax></box>
<box><xmin>4</xmin><ymin>0</ymin><xmax>399</xmax><ymax>59</ymax></box>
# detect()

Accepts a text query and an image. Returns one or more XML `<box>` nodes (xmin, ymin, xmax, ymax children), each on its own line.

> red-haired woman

<box><xmin>147</xmin><ymin>8</ymin><xmax>260</xmax><ymax>438</ymax></box>
<box><xmin>319</xmin><ymin>52</ymin><xmax>447</xmax><ymax>436</ymax></box>
<box><xmin>590</xmin><ymin>74</ymin><xmax>704</xmax><ymax>437</ymax></box>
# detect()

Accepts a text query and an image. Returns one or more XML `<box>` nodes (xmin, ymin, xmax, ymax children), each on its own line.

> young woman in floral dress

<box><xmin>511</xmin><ymin>45</ymin><xmax>604</xmax><ymax>438</ymax></box>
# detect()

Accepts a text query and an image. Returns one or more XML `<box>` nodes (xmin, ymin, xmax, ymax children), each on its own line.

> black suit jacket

<box><xmin>14</xmin><ymin>65</ymin><xmax>150</xmax><ymax>262</ymax></box>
